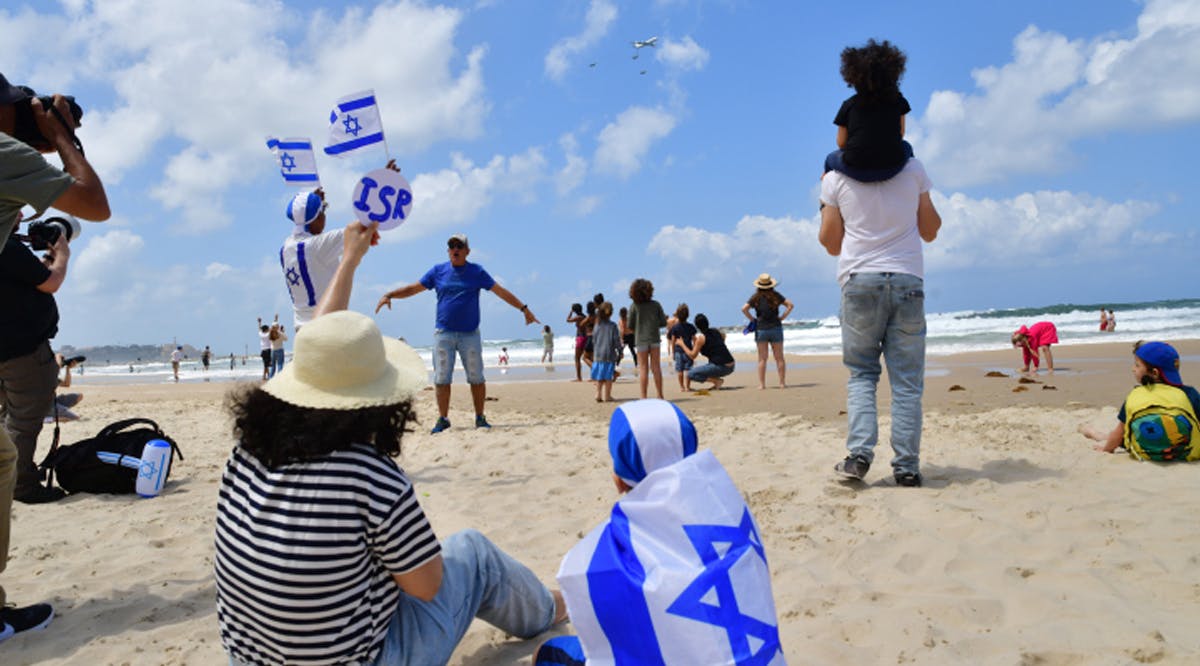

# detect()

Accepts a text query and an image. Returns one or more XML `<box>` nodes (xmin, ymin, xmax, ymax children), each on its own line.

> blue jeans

<box><xmin>269</xmin><ymin>348</ymin><xmax>285</xmax><ymax>378</ymax></box>
<box><xmin>433</xmin><ymin>329</ymin><xmax>485</xmax><ymax>385</ymax></box>
<box><xmin>824</xmin><ymin>141</ymin><xmax>915</xmax><ymax>183</ymax></box>
<box><xmin>373</xmin><ymin>529</ymin><xmax>555</xmax><ymax>665</ymax></box>
<box><xmin>226</xmin><ymin>530</ymin><xmax>554</xmax><ymax>666</ymax></box>
<box><xmin>688</xmin><ymin>361</ymin><xmax>734</xmax><ymax>383</ymax></box>
<box><xmin>840</xmin><ymin>272</ymin><xmax>926</xmax><ymax>474</ymax></box>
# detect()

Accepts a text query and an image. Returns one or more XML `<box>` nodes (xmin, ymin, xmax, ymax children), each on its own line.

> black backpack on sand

<box><xmin>39</xmin><ymin>417</ymin><xmax>184</xmax><ymax>494</ymax></box>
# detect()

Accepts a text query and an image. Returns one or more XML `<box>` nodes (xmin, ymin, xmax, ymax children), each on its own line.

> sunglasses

<box><xmin>448</xmin><ymin>241</ymin><xmax>466</xmax><ymax>250</ymax></box>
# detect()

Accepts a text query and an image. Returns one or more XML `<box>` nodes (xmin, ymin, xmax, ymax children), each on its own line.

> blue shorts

<box><xmin>433</xmin><ymin>329</ymin><xmax>485</xmax><ymax>385</ymax></box>
<box><xmin>755</xmin><ymin>326</ymin><xmax>784</xmax><ymax>344</ymax></box>
<box><xmin>673</xmin><ymin>348</ymin><xmax>694</xmax><ymax>372</ymax></box>
<box><xmin>688</xmin><ymin>362</ymin><xmax>735</xmax><ymax>383</ymax></box>
<box><xmin>590</xmin><ymin>361</ymin><xmax>615</xmax><ymax>381</ymax></box>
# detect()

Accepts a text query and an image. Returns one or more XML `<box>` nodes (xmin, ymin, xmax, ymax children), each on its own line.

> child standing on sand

<box><xmin>824</xmin><ymin>38</ymin><xmax>914</xmax><ymax>183</ymax></box>
<box><xmin>666</xmin><ymin>303</ymin><xmax>697</xmax><ymax>392</ymax></box>
<box><xmin>1080</xmin><ymin>341</ymin><xmax>1200</xmax><ymax>461</ymax></box>
<box><xmin>589</xmin><ymin>302</ymin><xmax>621</xmax><ymax>402</ymax></box>
<box><xmin>627</xmin><ymin>278</ymin><xmax>668</xmax><ymax>399</ymax></box>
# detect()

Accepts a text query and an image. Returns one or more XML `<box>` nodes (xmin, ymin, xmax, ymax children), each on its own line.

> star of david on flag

<box><xmin>266</xmin><ymin>137</ymin><xmax>320</xmax><ymax>186</ymax></box>
<box><xmin>325</xmin><ymin>90</ymin><xmax>385</xmax><ymax>157</ymax></box>
<box><xmin>557</xmin><ymin>450</ymin><xmax>786</xmax><ymax>665</ymax></box>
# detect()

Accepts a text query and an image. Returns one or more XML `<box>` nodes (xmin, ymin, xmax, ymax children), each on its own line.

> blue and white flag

<box><xmin>557</xmin><ymin>450</ymin><xmax>786</xmax><ymax>666</ymax></box>
<box><xmin>265</xmin><ymin>137</ymin><xmax>320</xmax><ymax>186</ymax></box>
<box><xmin>324</xmin><ymin>90</ymin><xmax>385</xmax><ymax>156</ymax></box>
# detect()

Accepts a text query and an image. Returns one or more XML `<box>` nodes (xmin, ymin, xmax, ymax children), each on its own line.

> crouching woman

<box><xmin>215</xmin><ymin>221</ymin><xmax>563</xmax><ymax>666</ymax></box>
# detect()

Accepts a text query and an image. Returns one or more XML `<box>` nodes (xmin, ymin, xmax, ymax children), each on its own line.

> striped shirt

<box><xmin>215</xmin><ymin>443</ymin><xmax>440</xmax><ymax>665</ymax></box>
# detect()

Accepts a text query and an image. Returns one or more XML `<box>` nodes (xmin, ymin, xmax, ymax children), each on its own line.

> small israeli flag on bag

<box><xmin>324</xmin><ymin>90</ymin><xmax>385</xmax><ymax>156</ymax></box>
<box><xmin>265</xmin><ymin>137</ymin><xmax>320</xmax><ymax>185</ymax></box>
<box><xmin>557</xmin><ymin>450</ymin><xmax>786</xmax><ymax>666</ymax></box>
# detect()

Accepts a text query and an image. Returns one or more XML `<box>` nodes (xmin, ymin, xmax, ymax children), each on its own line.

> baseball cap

<box><xmin>1135</xmin><ymin>341</ymin><xmax>1183</xmax><ymax>386</ymax></box>
<box><xmin>286</xmin><ymin>191</ymin><xmax>324</xmax><ymax>226</ymax></box>
<box><xmin>0</xmin><ymin>72</ymin><xmax>32</xmax><ymax>105</ymax></box>
<box><xmin>447</xmin><ymin>233</ymin><xmax>469</xmax><ymax>248</ymax></box>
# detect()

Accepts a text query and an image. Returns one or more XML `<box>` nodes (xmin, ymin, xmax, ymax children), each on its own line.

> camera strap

<box><xmin>49</xmin><ymin>105</ymin><xmax>84</xmax><ymax>156</ymax></box>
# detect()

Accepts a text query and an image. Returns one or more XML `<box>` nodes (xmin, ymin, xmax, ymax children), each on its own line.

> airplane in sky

<box><xmin>631</xmin><ymin>36</ymin><xmax>658</xmax><ymax>59</ymax></box>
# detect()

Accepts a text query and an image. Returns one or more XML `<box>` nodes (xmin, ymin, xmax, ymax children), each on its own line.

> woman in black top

<box><xmin>742</xmin><ymin>273</ymin><xmax>793</xmax><ymax>390</ymax></box>
<box><xmin>676</xmin><ymin>313</ymin><xmax>735</xmax><ymax>390</ymax></box>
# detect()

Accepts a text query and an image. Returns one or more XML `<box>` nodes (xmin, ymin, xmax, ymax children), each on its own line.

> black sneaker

<box><xmin>0</xmin><ymin>603</ymin><xmax>55</xmax><ymax>643</ymax></box>
<box><xmin>834</xmin><ymin>454</ymin><xmax>870</xmax><ymax>481</ymax></box>
<box><xmin>14</xmin><ymin>485</ymin><xmax>66</xmax><ymax>505</ymax></box>
<box><xmin>894</xmin><ymin>471</ymin><xmax>923</xmax><ymax>487</ymax></box>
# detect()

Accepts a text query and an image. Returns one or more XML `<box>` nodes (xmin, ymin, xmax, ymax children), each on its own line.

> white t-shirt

<box><xmin>258</xmin><ymin>329</ymin><xmax>271</xmax><ymax>351</ymax></box>
<box><xmin>819</xmin><ymin>159</ymin><xmax>932</xmax><ymax>286</ymax></box>
<box><xmin>280</xmin><ymin>227</ymin><xmax>345</xmax><ymax>328</ymax></box>
<box><xmin>170</xmin><ymin>349</ymin><xmax>182</xmax><ymax>363</ymax></box>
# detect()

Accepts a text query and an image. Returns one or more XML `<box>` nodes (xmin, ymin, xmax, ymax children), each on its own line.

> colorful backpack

<box><xmin>1123</xmin><ymin>384</ymin><xmax>1199</xmax><ymax>462</ymax></box>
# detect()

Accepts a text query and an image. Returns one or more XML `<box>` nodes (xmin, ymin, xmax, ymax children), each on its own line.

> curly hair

<box><xmin>751</xmin><ymin>289</ymin><xmax>783</xmax><ymax>311</ymax></box>
<box><xmin>629</xmin><ymin>278</ymin><xmax>654</xmax><ymax>304</ymax></box>
<box><xmin>226</xmin><ymin>386</ymin><xmax>416</xmax><ymax>468</ymax></box>
<box><xmin>840</xmin><ymin>39</ymin><xmax>907</xmax><ymax>103</ymax></box>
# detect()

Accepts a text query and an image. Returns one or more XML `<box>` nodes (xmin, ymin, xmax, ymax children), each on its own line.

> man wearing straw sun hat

<box><xmin>215</xmin><ymin>221</ymin><xmax>565</xmax><ymax>665</ymax></box>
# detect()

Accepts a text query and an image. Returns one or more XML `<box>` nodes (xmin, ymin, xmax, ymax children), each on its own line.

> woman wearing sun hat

<box><xmin>741</xmin><ymin>273</ymin><xmax>794</xmax><ymax>389</ymax></box>
<box><xmin>215</xmin><ymin>221</ymin><xmax>564</xmax><ymax>665</ymax></box>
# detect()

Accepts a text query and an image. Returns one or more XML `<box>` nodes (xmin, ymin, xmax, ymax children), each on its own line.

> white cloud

<box><xmin>395</xmin><ymin>148</ymin><xmax>549</xmax><ymax>241</ymax></box>
<box><xmin>655</xmin><ymin>36</ymin><xmax>709</xmax><ymax>71</ymax></box>
<box><xmin>648</xmin><ymin>214</ymin><xmax>828</xmax><ymax>291</ymax></box>
<box><xmin>647</xmin><ymin>188</ymin><xmax>1162</xmax><ymax>290</ymax></box>
<box><xmin>556</xmin><ymin>133</ymin><xmax>588</xmax><ymax>195</ymax></box>
<box><xmin>205</xmin><ymin>262</ymin><xmax>234</xmax><ymax>279</ymax></box>
<box><xmin>69</xmin><ymin>228</ymin><xmax>146</xmax><ymax>297</ymax></box>
<box><xmin>926</xmin><ymin>190</ymin><xmax>1161</xmax><ymax>270</ymax></box>
<box><xmin>544</xmin><ymin>0</ymin><xmax>618</xmax><ymax>81</ymax></box>
<box><xmin>594</xmin><ymin>106</ymin><xmax>677</xmax><ymax>176</ymax></box>
<box><xmin>914</xmin><ymin>0</ymin><xmax>1200</xmax><ymax>187</ymax></box>
<box><xmin>10</xmin><ymin>1</ymin><xmax>490</xmax><ymax>233</ymax></box>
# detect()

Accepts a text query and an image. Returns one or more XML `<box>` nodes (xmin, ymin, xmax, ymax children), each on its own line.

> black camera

<box><xmin>22</xmin><ymin>216</ymin><xmax>81</xmax><ymax>251</ymax></box>
<box><xmin>11</xmin><ymin>90</ymin><xmax>84</xmax><ymax>154</ymax></box>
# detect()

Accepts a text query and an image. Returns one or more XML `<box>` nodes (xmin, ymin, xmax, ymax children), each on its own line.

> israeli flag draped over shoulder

<box><xmin>325</xmin><ymin>89</ymin><xmax>385</xmax><ymax>156</ymax></box>
<box><xmin>265</xmin><ymin>137</ymin><xmax>319</xmax><ymax>186</ymax></box>
<box><xmin>558</xmin><ymin>449</ymin><xmax>786</xmax><ymax>665</ymax></box>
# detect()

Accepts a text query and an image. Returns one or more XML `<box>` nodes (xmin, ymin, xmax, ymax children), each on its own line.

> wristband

<box><xmin>520</xmin><ymin>304</ymin><xmax>528</xmax><ymax>312</ymax></box>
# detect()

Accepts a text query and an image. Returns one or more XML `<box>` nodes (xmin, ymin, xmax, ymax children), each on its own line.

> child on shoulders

<box><xmin>824</xmin><ymin>38</ymin><xmax>914</xmax><ymax>183</ymax></box>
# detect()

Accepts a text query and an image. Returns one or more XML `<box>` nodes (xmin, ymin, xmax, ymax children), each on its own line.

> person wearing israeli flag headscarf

<box><xmin>279</xmin><ymin>187</ymin><xmax>342</xmax><ymax>331</ymax></box>
<box><xmin>541</xmin><ymin>399</ymin><xmax>786</xmax><ymax>665</ymax></box>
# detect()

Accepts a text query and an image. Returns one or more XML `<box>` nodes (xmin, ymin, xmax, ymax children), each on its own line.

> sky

<box><xmin>3</xmin><ymin>0</ymin><xmax>1198</xmax><ymax>354</ymax></box>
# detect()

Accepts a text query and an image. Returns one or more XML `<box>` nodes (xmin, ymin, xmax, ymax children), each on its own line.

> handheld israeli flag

<box><xmin>557</xmin><ymin>449</ymin><xmax>786</xmax><ymax>665</ymax></box>
<box><xmin>265</xmin><ymin>137</ymin><xmax>320</xmax><ymax>186</ymax></box>
<box><xmin>325</xmin><ymin>90</ymin><xmax>386</xmax><ymax>157</ymax></box>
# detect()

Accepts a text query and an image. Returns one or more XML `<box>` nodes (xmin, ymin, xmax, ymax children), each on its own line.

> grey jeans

<box><xmin>0</xmin><ymin>341</ymin><xmax>59</xmax><ymax>495</ymax></box>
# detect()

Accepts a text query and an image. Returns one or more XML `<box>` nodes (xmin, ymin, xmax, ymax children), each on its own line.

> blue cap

<box><xmin>608</xmin><ymin>399</ymin><xmax>698</xmax><ymax>485</ymax></box>
<box><xmin>1136</xmin><ymin>341</ymin><xmax>1183</xmax><ymax>386</ymax></box>
<box><xmin>286</xmin><ymin>191</ymin><xmax>323</xmax><ymax>226</ymax></box>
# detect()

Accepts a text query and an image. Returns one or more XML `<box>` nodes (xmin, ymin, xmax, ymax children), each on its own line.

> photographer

<box><xmin>0</xmin><ymin>71</ymin><xmax>109</xmax><ymax>643</ymax></box>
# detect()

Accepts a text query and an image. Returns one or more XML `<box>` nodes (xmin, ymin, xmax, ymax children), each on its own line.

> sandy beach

<box><xmin>5</xmin><ymin>339</ymin><xmax>1200</xmax><ymax>665</ymax></box>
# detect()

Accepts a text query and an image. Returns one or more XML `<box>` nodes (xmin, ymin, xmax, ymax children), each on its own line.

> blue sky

<box><xmin>3</xmin><ymin>0</ymin><xmax>1197</xmax><ymax>353</ymax></box>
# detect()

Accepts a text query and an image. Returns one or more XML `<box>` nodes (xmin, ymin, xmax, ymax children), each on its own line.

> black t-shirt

<box><xmin>699</xmin><ymin>327</ymin><xmax>734</xmax><ymax>365</ymax></box>
<box><xmin>748</xmin><ymin>290</ymin><xmax>787</xmax><ymax>329</ymax></box>
<box><xmin>668</xmin><ymin>321</ymin><xmax>697</xmax><ymax>348</ymax></box>
<box><xmin>0</xmin><ymin>237</ymin><xmax>57</xmax><ymax>361</ymax></box>
<box><xmin>834</xmin><ymin>92</ymin><xmax>911</xmax><ymax>169</ymax></box>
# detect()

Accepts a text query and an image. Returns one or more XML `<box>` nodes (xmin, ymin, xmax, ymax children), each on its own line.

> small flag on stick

<box><xmin>266</xmin><ymin>137</ymin><xmax>320</xmax><ymax>186</ymax></box>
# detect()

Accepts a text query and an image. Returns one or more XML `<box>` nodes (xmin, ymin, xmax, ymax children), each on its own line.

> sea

<box><xmin>76</xmin><ymin>298</ymin><xmax>1200</xmax><ymax>385</ymax></box>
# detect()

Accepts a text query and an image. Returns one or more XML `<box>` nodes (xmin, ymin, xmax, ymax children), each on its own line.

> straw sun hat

<box><xmin>753</xmin><ymin>273</ymin><xmax>778</xmax><ymax>289</ymax></box>
<box><xmin>262</xmin><ymin>310</ymin><xmax>427</xmax><ymax>410</ymax></box>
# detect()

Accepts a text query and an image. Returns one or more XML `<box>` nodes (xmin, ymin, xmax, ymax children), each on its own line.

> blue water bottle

<box><xmin>136</xmin><ymin>439</ymin><xmax>172</xmax><ymax>498</ymax></box>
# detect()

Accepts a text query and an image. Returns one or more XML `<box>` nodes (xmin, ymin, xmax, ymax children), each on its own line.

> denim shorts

<box><xmin>673</xmin><ymin>348</ymin><xmax>694</xmax><ymax>372</ymax></box>
<box><xmin>688</xmin><ymin>362</ymin><xmax>735</xmax><ymax>382</ymax></box>
<box><xmin>754</xmin><ymin>326</ymin><xmax>783</xmax><ymax>344</ymax></box>
<box><xmin>433</xmin><ymin>329</ymin><xmax>485</xmax><ymax>385</ymax></box>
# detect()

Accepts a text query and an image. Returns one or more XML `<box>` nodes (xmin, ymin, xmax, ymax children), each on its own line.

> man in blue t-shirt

<box><xmin>376</xmin><ymin>234</ymin><xmax>538</xmax><ymax>433</ymax></box>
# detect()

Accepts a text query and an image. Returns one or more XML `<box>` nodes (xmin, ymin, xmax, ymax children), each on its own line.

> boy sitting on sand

<box><xmin>1079</xmin><ymin>341</ymin><xmax>1200</xmax><ymax>461</ymax></box>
